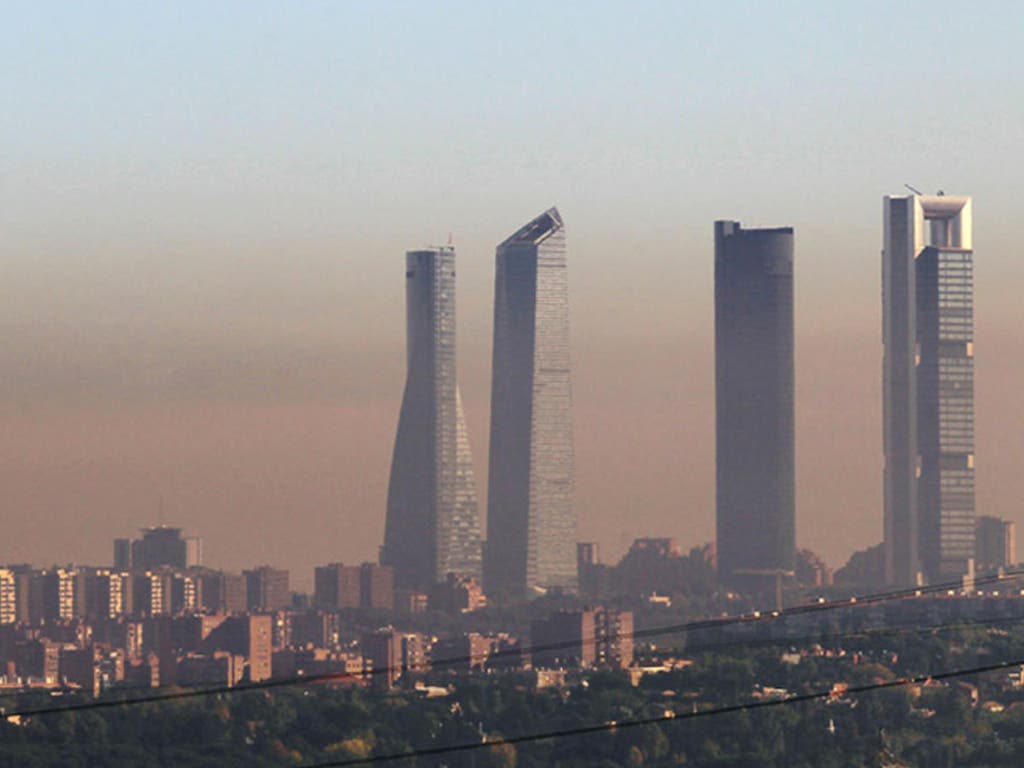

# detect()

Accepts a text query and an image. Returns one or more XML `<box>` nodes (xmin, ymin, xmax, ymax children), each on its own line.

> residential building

<box><xmin>361</xmin><ymin>629</ymin><xmax>402</xmax><ymax>688</ymax></box>
<box><xmin>244</xmin><ymin>566</ymin><xmax>290</xmax><ymax>612</ymax></box>
<box><xmin>0</xmin><ymin>569</ymin><xmax>15</xmax><ymax>625</ymax></box>
<box><xmin>314</xmin><ymin>563</ymin><xmax>361</xmax><ymax>609</ymax></box>
<box><xmin>360</xmin><ymin>563</ymin><xmax>394</xmax><ymax>611</ymax></box>
<box><xmin>976</xmin><ymin>516</ymin><xmax>1016</xmax><ymax>570</ymax></box>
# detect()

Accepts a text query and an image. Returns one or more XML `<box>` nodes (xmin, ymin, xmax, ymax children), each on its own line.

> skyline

<box><xmin>5</xmin><ymin>191</ymin><xmax>1012</xmax><ymax>588</ymax></box>
<box><xmin>3</xmin><ymin>2</ymin><xmax>1024</xmax><ymax>589</ymax></box>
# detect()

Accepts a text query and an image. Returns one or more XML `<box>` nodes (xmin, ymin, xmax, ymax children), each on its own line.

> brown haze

<box><xmin>1</xmin><ymin>221</ymin><xmax>1021</xmax><ymax>591</ymax></box>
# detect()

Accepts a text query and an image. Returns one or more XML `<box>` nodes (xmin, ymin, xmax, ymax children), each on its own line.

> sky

<box><xmin>2</xmin><ymin>1</ymin><xmax>1023</xmax><ymax>589</ymax></box>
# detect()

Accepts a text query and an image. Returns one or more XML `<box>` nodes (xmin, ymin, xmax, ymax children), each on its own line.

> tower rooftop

<box><xmin>499</xmin><ymin>207</ymin><xmax>563</xmax><ymax>247</ymax></box>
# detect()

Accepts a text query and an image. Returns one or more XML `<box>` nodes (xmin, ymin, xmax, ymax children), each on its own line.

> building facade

<box><xmin>486</xmin><ymin>207</ymin><xmax>577</xmax><ymax>596</ymax></box>
<box><xmin>883</xmin><ymin>194</ymin><xmax>975</xmax><ymax>585</ymax></box>
<box><xmin>244</xmin><ymin>566</ymin><xmax>290</xmax><ymax>612</ymax></box>
<box><xmin>382</xmin><ymin>246</ymin><xmax>482</xmax><ymax>590</ymax></box>
<box><xmin>0</xmin><ymin>569</ymin><xmax>15</xmax><ymax>625</ymax></box>
<box><xmin>714</xmin><ymin>220</ymin><xmax>796</xmax><ymax>586</ymax></box>
<box><xmin>313</xmin><ymin>563</ymin><xmax>361</xmax><ymax>609</ymax></box>
<box><xmin>976</xmin><ymin>516</ymin><xmax>1015</xmax><ymax>571</ymax></box>
<box><xmin>131</xmin><ymin>527</ymin><xmax>189</xmax><ymax>570</ymax></box>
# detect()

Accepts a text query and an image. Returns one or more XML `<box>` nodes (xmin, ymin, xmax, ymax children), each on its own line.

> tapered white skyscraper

<box><xmin>382</xmin><ymin>247</ymin><xmax>482</xmax><ymax>590</ymax></box>
<box><xmin>485</xmin><ymin>207</ymin><xmax>577</xmax><ymax>597</ymax></box>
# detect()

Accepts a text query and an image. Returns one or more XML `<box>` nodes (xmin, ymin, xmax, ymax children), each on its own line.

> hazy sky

<box><xmin>3</xmin><ymin>2</ymin><xmax>1023</xmax><ymax>589</ymax></box>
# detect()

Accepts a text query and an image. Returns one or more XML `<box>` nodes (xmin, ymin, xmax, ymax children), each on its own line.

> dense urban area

<box><xmin>3</xmin><ymin>525</ymin><xmax>1024</xmax><ymax>766</ymax></box>
<box><xmin>5</xmin><ymin>1</ymin><xmax>1020</xmax><ymax>760</ymax></box>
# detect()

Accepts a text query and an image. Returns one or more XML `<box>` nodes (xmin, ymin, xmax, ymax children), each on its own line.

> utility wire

<box><xmin>299</xmin><ymin>655</ymin><xmax>1024</xmax><ymax>767</ymax></box>
<box><xmin>6</xmin><ymin>608</ymin><xmax>1021</xmax><ymax>719</ymax></box>
<box><xmin>4</xmin><ymin>569</ymin><xmax>1023</xmax><ymax>718</ymax></box>
<box><xmin>682</xmin><ymin>611</ymin><xmax>1024</xmax><ymax>656</ymax></box>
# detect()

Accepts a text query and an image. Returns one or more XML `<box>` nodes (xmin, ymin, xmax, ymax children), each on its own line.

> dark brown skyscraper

<box><xmin>714</xmin><ymin>221</ymin><xmax>796</xmax><ymax>587</ymax></box>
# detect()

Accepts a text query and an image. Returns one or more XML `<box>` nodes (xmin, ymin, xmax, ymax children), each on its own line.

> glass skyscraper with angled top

<box><xmin>485</xmin><ymin>207</ymin><xmax>577</xmax><ymax>597</ymax></box>
<box><xmin>382</xmin><ymin>246</ymin><xmax>482</xmax><ymax>590</ymax></box>
<box><xmin>883</xmin><ymin>194</ymin><xmax>975</xmax><ymax>586</ymax></box>
<box><xmin>714</xmin><ymin>220</ymin><xmax>796</xmax><ymax>588</ymax></box>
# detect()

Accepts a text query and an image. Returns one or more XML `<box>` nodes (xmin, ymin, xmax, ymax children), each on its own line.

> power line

<box><xmin>682</xmin><ymin>611</ymin><xmax>1024</xmax><ymax>656</ymax></box>
<box><xmin>299</xmin><ymin>656</ymin><xmax>1024</xmax><ymax>767</ymax></box>
<box><xmin>7</xmin><ymin>607</ymin><xmax>1020</xmax><ymax>720</ymax></box>
<box><xmin>4</xmin><ymin>569</ymin><xmax>1023</xmax><ymax>718</ymax></box>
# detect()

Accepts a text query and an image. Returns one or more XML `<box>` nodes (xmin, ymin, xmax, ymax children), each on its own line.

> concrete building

<box><xmin>382</xmin><ymin>246</ymin><xmax>483</xmax><ymax>589</ymax></box>
<box><xmin>131</xmin><ymin>527</ymin><xmax>189</xmax><ymax>570</ymax></box>
<box><xmin>204</xmin><ymin>615</ymin><xmax>273</xmax><ymax>682</ymax></box>
<box><xmin>486</xmin><ymin>208</ymin><xmax>577</xmax><ymax>596</ymax></box>
<box><xmin>883</xmin><ymin>194</ymin><xmax>975</xmax><ymax>584</ymax></box>
<box><xmin>313</xmin><ymin>563</ymin><xmax>361</xmax><ymax>609</ymax></box>
<box><xmin>714</xmin><ymin>220</ymin><xmax>796</xmax><ymax>587</ymax></box>
<box><xmin>976</xmin><ymin>516</ymin><xmax>1016</xmax><ymax>571</ymax></box>
<box><xmin>176</xmin><ymin>651</ymin><xmax>244</xmax><ymax>687</ymax></box>
<box><xmin>132</xmin><ymin>571</ymin><xmax>173</xmax><ymax>617</ymax></box>
<box><xmin>41</xmin><ymin>568</ymin><xmax>87</xmax><ymax>622</ymax></box>
<box><xmin>428</xmin><ymin>573</ymin><xmax>486</xmax><ymax>614</ymax></box>
<box><xmin>431</xmin><ymin>632</ymin><xmax>492</xmax><ymax>673</ymax></box>
<box><xmin>594</xmin><ymin>607</ymin><xmax>634</xmax><ymax>670</ymax></box>
<box><xmin>198</xmin><ymin>570</ymin><xmax>247</xmax><ymax>614</ymax></box>
<box><xmin>359</xmin><ymin>563</ymin><xmax>394</xmax><ymax>611</ymax></box>
<box><xmin>313</xmin><ymin>562</ymin><xmax>393</xmax><ymax>611</ymax></box>
<box><xmin>530</xmin><ymin>607</ymin><xmax>634</xmax><ymax>670</ymax></box>
<box><xmin>84</xmin><ymin>570</ymin><xmax>127</xmax><ymax>621</ymax></box>
<box><xmin>0</xmin><ymin>569</ymin><xmax>15</xmax><ymax>625</ymax></box>
<box><xmin>244</xmin><ymin>566</ymin><xmax>290</xmax><ymax>612</ymax></box>
<box><xmin>361</xmin><ymin>629</ymin><xmax>402</xmax><ymax>688</ymax></box>
<box><xmin>530</xmin><ymin>609</ymin><xmax>595</xmax><ymax>669</ymax></box>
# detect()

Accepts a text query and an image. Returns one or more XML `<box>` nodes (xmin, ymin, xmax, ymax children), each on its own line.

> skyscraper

<box><xmin>883</xmin><ymin>194</ymin><xmax>975</xmax><ymax>585</ymax></box>
<box><xmin>714</xmin><ymin>221</ymin><xmax>796</xmax><ymax>586</ymax></box>
<box><xmin>382</xmin><ymin>246</ymin><xmax>482</xmax><ymax>590</ymax></box>
<box><xmin>486</xmin><ymin>207</ymin><xmax>577</xmax><ymax>597</ymax></box>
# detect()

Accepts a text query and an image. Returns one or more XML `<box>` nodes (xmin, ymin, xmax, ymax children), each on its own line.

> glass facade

<box><xmin>916</xmin><ymin>247</ymin><xmax>975</xmax><ymax>580</ymax></box>
<box><xmin>486</xmin><ymin>208</ymin><xmax>577</xmax><ymax>596</ymax></box>
<box><xmin>883</xmin><ymin>195</ymin><xmax>975</xmax><ymax>585</ymax></box>
<box><xmin>713</xmin><ymin>221</ymin><xmax>796</xmax><ymax>585</ymax></box>
<box><xmin>382</xmin><ymin>247</ymin><xmax>482</xmax><ymax>589</ymax></box>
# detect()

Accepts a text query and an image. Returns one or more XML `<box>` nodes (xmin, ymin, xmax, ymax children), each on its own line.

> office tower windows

<box><xmin>243</xmin><ymin>566</ymin><xmax>290</xmax><ymax>612</ymax></box>
<box><xmin>382</xmin><ymin>246</ymin><xmax>482</xmax><ymax>590</ymax></box>
<box><xmin>0</xmin><ymin>569</ymin><xmax>15</xmax><ymax>625</ymax></box>
<box><xmin>714</xmin><ymin>221</ymin><xmax>796</xmax><ymax>586</ymax></box>
<box><xmin>883</xmin><ymin>194</ymin><xmax>975</xmax><ymax>584</ymax></box>
<box><xmin>976</xmin><ymin>516</ymin><xmax>1015</xmax><ymax>571</ymax></box>
<box><xmin>486</xmin><ymin>207</ymin><xmax>577</xmax><ymax>597</ymax></box>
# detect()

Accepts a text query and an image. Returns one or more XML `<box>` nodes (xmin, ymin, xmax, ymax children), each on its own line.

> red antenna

<box><xmin>447</xmin><ymin>232</ymin><xmax>453</xmax><ymax>246</ymax></box>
